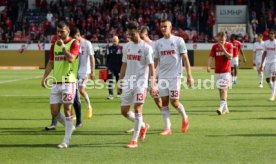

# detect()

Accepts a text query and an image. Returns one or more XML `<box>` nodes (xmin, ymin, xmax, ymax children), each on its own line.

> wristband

<box><xmin>61</xmin><ymin>44</ymin><xmax>65</xmax><ymax>49</ymax></box>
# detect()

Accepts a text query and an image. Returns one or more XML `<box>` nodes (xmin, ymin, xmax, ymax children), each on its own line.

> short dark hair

<box><xmin>127</xmin><ymin>21</ymin><xmax>140</xmax><ymax>30</ymax></box>
<box><xmin>70</xmin><ymin>27</ymin><xmax>80</xmax><ymax>37</ymax></box>
<box><xmin>57</xmin><ymin>21</ymin><xmax>69</xmax><ymax>29</ymax></box>
<box><xmin>160</xmin><ymin>19</ymin><xmax>171</xmax><ymax>24</ymax></box>
<box><xmin>140</xmin><ymin>26</ymin><xmax>149</xmax><ymax>33</ymax></box>
<box><xmin>230</xmin><ymin>34</ymin><xmax>236</xmax><ymax>40</ymax></box>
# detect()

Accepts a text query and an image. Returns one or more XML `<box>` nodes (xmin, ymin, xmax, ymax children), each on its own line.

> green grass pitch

<box><xmin>0</xmin><ymin>69</ymin><xmax>276</xmax><ymax>163</ymax></box>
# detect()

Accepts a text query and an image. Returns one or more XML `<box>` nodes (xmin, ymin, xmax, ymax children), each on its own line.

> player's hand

<box><xmin>149</xmin><ymin>86</ymin><xmax>158</xmax><ymax>97</ymax></box>
<box><xmin>187</xmin><ymin>76</ymin><xmax>194</xmax><ymax>87</ymax></box>
<box><xmin>56</xmin><ymin>39</ymin><xmax>64</xmax><ymax>46</ymax></box>
<box><xmin>207</xmin><ymin>66</ymin><xmax>211</xmax><ymax>73</ymax></box>
<box><xmin>117</xmin><ymin>82</ymin><xmax>122</xmax><ymax>95</ymax></box>
<box><xmin>41</xmin><ymin>78</ymin><xmax>47</xmax><ymax>88</ymax></box>
<box><xmin>259</xmin><ymin>65</ymin><xmax>264</xmax><ymax>72</ymax></box>
<box><xmin>90</xmin><ymin>72</ymin><xmax>95</xmax><ymax>80</ymax></box>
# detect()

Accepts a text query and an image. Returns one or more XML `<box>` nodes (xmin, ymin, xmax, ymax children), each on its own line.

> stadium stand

<box><xmin>0</xmin><ymin>0</ymin><xmax>274</xmax><ymax>43</ymax></box>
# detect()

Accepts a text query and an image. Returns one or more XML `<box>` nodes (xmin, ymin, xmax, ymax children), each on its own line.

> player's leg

<box><xmin>215</xmin><ymin>73</ymin><xmax>230</xmax><ymax>115</ymax></box>
<box><xmin>78</xmin><ymin>74</ymin><xmax>93</xmax><ymax>118</ymax></box>
<box><xmin>114</xmin><ymin>70</ymin><xmax>121</xmax><ymax>98</ymax></box>
<box><xmin>269</xmin><ymin>63</ymin><xmax>276</xmax><ymax>101</ymax></box>
<box><xmin>158</xmin><ymin>79</ymin><xmax>172</xmax><ymax>135</ymax></box>
<box><xmin>256</xmin><ymin>62</ymin><xmax>264</xmax><ymax>88</ymax></box>
<box><xmin>73</xmin><ymin>88</ymin><xmax>82</xmax><ymax>127</ymax></box>
<box><xmin>169</xmin><ymin>77</ymin><xmax>189</xmax><ymax>133</ymax></box>
<box><xmin>107</xmin><ymin>69</ymin><xmax>114</xmax><ymax>99</ymax></box>
<box><xmin>265</xmin><ymin>63</ymin><xmax>273</xmax><ymax>89</ymax></box>
<box><xmin>127</xmin><ymin>89</ymin><xmax>148</xmax><ymax>148</ymax></box>
<box><xmin>57</xmin><ymin>83</ymin><xmax>76</xmax><ymax>149</ymax></box>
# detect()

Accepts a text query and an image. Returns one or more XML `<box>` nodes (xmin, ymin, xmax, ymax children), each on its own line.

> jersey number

<box><xmin>136</xmin><ymin>93</ymin><xmax>144</xmax><ymax>101</ymax></box>
<box><xmin>63</xmin><ymin>93</ymin><xmax>73</xmax><ymax>102</ymax></box>
<box><xmin>170</xmin><ymin>90</ymin><xmax>179</xmax><ymax>98</ymax></box>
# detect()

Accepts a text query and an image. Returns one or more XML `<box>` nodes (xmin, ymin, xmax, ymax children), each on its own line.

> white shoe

<box><xmin>269</xmin><ymin>96</ymin><xmax>275</xmax><ymax>101</ymax></box>
<box><xmin>107</xmin><ymin>95</ymin><xmax>113</xmax><ymax>100</ymax></box>
<box><xmin>216</xmin><ymin>106</ymin><xmax>223</xmax><ymax>115</ymax></box>
<box><xmin>125</xmin><ymin>128</ymin><xmax>134</xmax><ymax>134</ymax></box>
<box><xmin>116</xmin><ymin>94</ymin><xmax>121</xmax><ymax>98</ymax></box>
<box><xmin>222</xmin><ymin>105</ymin><xmax>229</xmax><ymax>114</ymax></box>
<box><xmin>57</xmin><ymin>142</ymin><xmax>69</xmax><ymax>149</ymax></box>
<box><xmin>258</xmin><ymin>84</ymin><xmax>263</xmax><ymax>88</ymax></box>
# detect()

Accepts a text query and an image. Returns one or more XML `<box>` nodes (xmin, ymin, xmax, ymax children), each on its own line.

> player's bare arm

<box><xmin>260</xmin><ymin>51</ymin><xmax>267</xmax><ymax>72</ymax></box>
<box><xmin>182</xmin><ymin>53</ymin><xmax>193</xmax><ymax>86</ymax></box>
<box><xmin>90</xmin><ymin>55</ymin><xmax>95</xmax><ymax>80</ymax></box>
<box><xmin>239</xmin><ymin>47</ymin><xmax>246</xmax><ymax>63</ymax></box>
<box><xmin>56</xmin><ymin>39</ymin><xmax>77</xmax><ymax>62</ymax></box>
<box><xmin>41</xmin><ymin>60</ymin><xmax>53</xmax><ymax>88</ymax></box>
<box><xmin>219</xmin><ymin>43</ymin><xmax>232</xmax><ymax>59</ymax></box>
<box><xmin>148</xmin><ymin>63</ymin><xmax>157</xmax><ymax>96</ymax></box>
<box><xmin>207</xmin><ymin>56</ymin><xmax>214</xmax><ymax>73</ymax></box>
<box><xmin>154</xmin><ymin>58</ymin><xmax>159</xmax><ymax>68</ymax></box>
<box><xmin>118</xmin><ymin>62</ymin><xmax>127</xmax><ymax>94</ymax></box>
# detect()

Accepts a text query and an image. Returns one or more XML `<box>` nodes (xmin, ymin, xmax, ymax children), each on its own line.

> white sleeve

<box><xmin>179</xmin><ymin>37</ymin><xmax>187</xmax><ymax>54</ymax></box>
<box><xmin>145</xmin><ymin>45</ymin><xmax>154</xmax><ymax>65</ymax></box>
<box><xmin>264</xmin><ymin>41</ymin><xmax>267</xmax><ymax>51</ymax></box>
<box><xmin>253</xmin><ymin>43</ymin><xmax>256</xmax><ymax>52</ymax></box>
<box><xmin>122</xmin><ymin>44</ymin><xmax>127</xmax><ymax>63</ymax></box>
<box><xmin>153</xmin><ymin>41</ymin><xmax>159</xmax><ymax>59</ymax></box>
<box><xmin>87</xmin><ymin>41</ymin><xmax>94</xmax><ymax>56</ymax></box>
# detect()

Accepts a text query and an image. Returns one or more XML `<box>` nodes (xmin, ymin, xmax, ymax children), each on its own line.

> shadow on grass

<box><xmin>230</xmin><ymin>117</ymin><xmax>276</xmax><ymax>121</ymax></box>
<box><xmin>207</xmin><ymin>133</ymin><xmax>276</xmax><ymax>137</ymax></box>
<box><xmin>0</xmin><ymin>142</ymin><xmax>127</xmax><ymax>148</ymax></box>
<box><xmin>0</xmin><ymin>118</ymin><xmax>50</xmax><ymax>120</ymax></box>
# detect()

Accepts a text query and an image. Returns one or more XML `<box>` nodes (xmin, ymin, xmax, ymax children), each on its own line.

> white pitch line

<box><xmin>0</xmin><ymin>76</ymin><xmax>41</xmax><ymax>84</ymax></box>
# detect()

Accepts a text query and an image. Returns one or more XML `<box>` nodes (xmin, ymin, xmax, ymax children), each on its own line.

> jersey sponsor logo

<box><xmin>127</xmin><ymin>54</ymin><xmax>142</xmax><ymax>61</ymax></box>
<box><xmin>54</xmin><ymin>52</ymin><xmax>64</xmax><ymax>55</ymax></box>
<box><xmin>160</xmin><ymin>50</ymin><xmax>176</xmax><ymax>56</ymax></box>
<box><xmin>216</xmin><ymin>51</ymin><xmax>225</xmax><ymax>56</ymax></box>
<box><xmin>55</xmin><ymin>56</ymin><xmax>65</xmax><ymax>61</ymax></box>
<box><xmin>267</xmin><ymin>47</ymin><xmax>276</xmax><ymax>51</ymax></box>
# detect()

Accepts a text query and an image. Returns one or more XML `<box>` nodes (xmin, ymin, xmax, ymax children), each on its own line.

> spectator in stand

<box><xmin>263</xmin><ymin>28</ymin><xmax>269</xmax><ymax>41</ymax></box>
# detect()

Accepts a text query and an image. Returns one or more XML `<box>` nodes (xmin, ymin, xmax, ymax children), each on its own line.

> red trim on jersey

<box><xmin>210</xmin><ymin>42</ymin><xmax>233</xmax><ymax>73</ymax></box>
<box><xmin>48</xmin><ymin>38</ymin><xmax>80</xmax><ymax>61</ymax></box>
<box><xmin>230</xmin><ymin>40</ymin><xmax>241</xmax><ymax>57</ymax></box>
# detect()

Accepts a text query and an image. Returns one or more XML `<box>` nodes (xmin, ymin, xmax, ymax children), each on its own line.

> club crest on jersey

<box><xmin>171</xmin><ymin>43</ymin><xmax>174</xmax><ymax>47</ymax></box>
<box><xmin>138</xmin><ymin>49</ymin><xmax>142</xmax><ymax>53</ymax></box>
<box><xmin>128</xmin><ymin>49</ymin><xmax>130</xmax><ymax>52</ymax></box>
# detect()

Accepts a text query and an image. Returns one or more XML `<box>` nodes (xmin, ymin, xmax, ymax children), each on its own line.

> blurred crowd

<box><xmin>0</xmin><ymin>0</ymin><xmax>272</xmax><ymax>43</ymax></box>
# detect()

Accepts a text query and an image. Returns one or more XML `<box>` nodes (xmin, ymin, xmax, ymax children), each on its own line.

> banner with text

<box><xmin>216</xmin><ymin>5</ymin><xmax>247</xmax><ymax>23</ymax></box>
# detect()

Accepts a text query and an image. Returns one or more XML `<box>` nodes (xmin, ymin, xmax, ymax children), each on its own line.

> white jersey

<box><xmin>154</xmin><ymin>35</ymin><xmax>187</xmax><ymax>78</ymax></box>
<box><xmin>122</xmin><ymin>40</ymin><xmax>153</xmax><ymax>88</ymax></box>
<box><xmin>264</xmin><ymin>39</ymin><xmax>276</xmax><ymax>64</ymax></box>
<box><xmin>78</xmin><ymin>39</ymin><xmax>94</xmax><ymax>74</ymax></box>
<box><xmin>253</xmin><ymin>41</ymin><xmax>265</xmax><ymax>63</ymax></box>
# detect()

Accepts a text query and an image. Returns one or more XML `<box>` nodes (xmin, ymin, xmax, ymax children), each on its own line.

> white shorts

<box><xmin>158</xmin><ymin>77</ymin><xmax>181</xmax><ymax>99</ymax></box>
<box><xmin>78</xmin><ymin>73</ymin><xmax>88</xmax><ymax>87</ymax></box>
<box><xmin>50</xmin><ymin>83</ymin><xmax>76</xmax><ymax>104</ymax></box>
<box><xmin>215</xmin><ymin>73</ymin><xmax>231</xmax><ymax>89</ymax></box>
<box><xmin>265</xmin><ymin>62</ymin><xmax>276</xmax><ymax>78</ymax></box>
<box><xmin>231</xmin><ymin>57</ymin><xmax>239</xmax><ymax>67</ymax></box>
<box><xmin>121</xmin><ymin>87</ymin><xmax>147</xmax><ymax>106</ymax></box>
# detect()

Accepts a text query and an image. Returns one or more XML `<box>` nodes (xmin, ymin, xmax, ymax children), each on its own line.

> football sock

<box><xmin>83</xmin><ymin>93</ymin><xmax>92</xmax><ymax>109</ymax></box>
<box><xmin>132</xmin><ymin>113</ymin><xmax>143</xmax><ymax>142</ymax></box>
<box><xmin>63</xmin><ymin>116</ymin><xmax>74</xmax><ymax>144</ymax></box>
<box><xmin>127</xmin><ymin>111</ymin><xmax>135</xmax><ymax>122</ymax></box>
<box><xmin>271</xmin><ymin>81</ymin><xmax>276</xmax><ymax>97</ymax></box>
<box><xmin>176</xmin><ymin>103</ymin><xmax>188</xmax><ymax>120</ymax></box>
<box><xmin>161</xmin><ymin>106</ymin><xmax>171</xmax><ymax>130</ymax></box>
<box><xmin>56</xmin><ymin>112</ymin><xmax>65</xmax><ymax>126</ymax></box>
<box><xmin>259</xmin><ymin>73</ymin><xmax>263</xmax><ymax>84</ymax></box>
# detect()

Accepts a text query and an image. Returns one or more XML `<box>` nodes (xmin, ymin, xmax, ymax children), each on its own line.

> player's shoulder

<box><xmin>225</xmin><ymin>42</ymin><xmax>233</xmax><ymax>47</ymax></box>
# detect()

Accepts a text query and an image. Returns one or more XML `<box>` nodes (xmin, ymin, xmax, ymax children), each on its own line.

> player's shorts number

<box><xmin>136</xmin><ymin>93</ymin><xmax>144</xmax><ymax>101</ymax></box>
<box><xmin>63</xmin><ymin>93</ymin><xmax>73</xmax><ymax>102</ymax></box>
<box><xmin>170</xmin><ymin>90</ymin><xmax>179</xmax><ymax>98</ymax></box>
